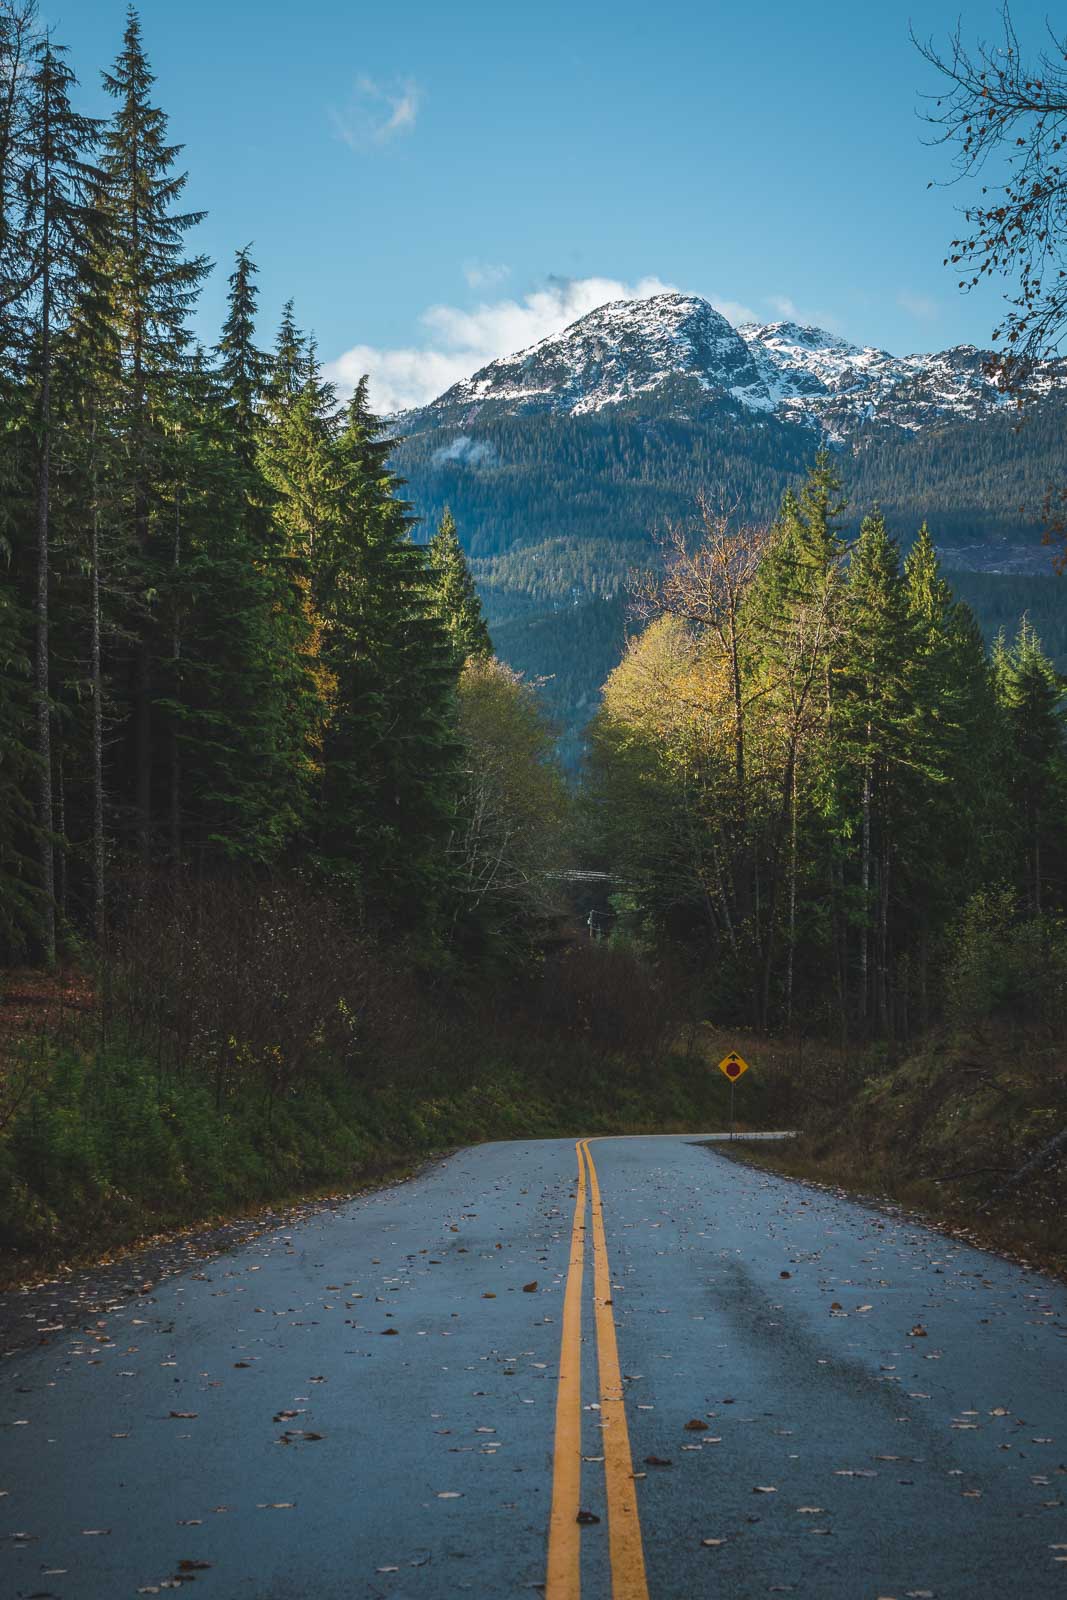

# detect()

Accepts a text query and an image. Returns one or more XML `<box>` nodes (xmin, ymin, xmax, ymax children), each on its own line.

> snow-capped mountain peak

<box><xmin>439</xmin><ymin>292</ymin><xmax>769</xmax><ymax>418</ymax></box>
<box><xmin>409</xmin><ymin>291</ymin><xmax>1063</xmax><ymax>439</ymax></box>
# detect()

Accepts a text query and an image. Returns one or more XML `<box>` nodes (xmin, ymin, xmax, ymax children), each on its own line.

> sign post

<box><xmin>717</xmin><ymin>1051</ymin><xmax>751</xmax><ymax>1139</ymax></box>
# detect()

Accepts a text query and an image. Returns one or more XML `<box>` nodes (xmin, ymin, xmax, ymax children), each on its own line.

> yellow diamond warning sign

<box><xmin>717</xmin><ymin>1051</ymin><xmax>750</xmax><ymax>1081</ymax></box>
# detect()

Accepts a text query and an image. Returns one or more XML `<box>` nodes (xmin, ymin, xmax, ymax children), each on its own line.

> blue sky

<box><xmin>51</xmin><ymin>0</ymin><xmax>1051</xmax><ymax>410</ymax></box>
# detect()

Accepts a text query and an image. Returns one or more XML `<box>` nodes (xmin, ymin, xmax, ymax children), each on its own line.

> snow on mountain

<box><xmin>433</xmin><ymin>293</ymin><xmax>773</xmax><ymax>418</ymax></box>
<box><xmin>409</xmin><ymin>293</ymin><xmax>1063</xmax><ymax>441</ymax></box>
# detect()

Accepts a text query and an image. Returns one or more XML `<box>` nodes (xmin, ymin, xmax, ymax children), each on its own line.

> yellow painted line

<box><xmin>545</xmin><ymin>1140</ymin><xmax>588</xmax><ymax>1600</ymax></box>
<box><xmin>583</xmin><ymin>1139</ymin><xmax>650</xmax><ymax>1600</ymax></box>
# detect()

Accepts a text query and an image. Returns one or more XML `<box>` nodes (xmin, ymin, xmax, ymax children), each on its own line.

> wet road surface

<box><xmin>2</xmin><ymin>1134</ymin><xmax>1066</xmax><ymax>1598</ymax></box>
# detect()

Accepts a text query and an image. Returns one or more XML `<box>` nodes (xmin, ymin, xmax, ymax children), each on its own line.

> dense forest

<box><xmin>0</xmin><ymin>3</ymin><xmax>1064</xmax><ymax>1272</ymax></box>
<box><xmin>394</xmin><ymin>385</ymin><xmax>1067</xmax><ymax>573</ymax></box>
<box><xmin>587</xmin><ymin>458</ymin><xmax>1067</xmax><ymax>1037</ymax></box>
<box><xmin>392</xmin><ymin>390</ymin><xmax>1065</xmax><ymax>750</ymax></box>
<box><xmin>0</xmin><ymin>3</ymin><xmax>570</xmax><ymax>973</ymax></box>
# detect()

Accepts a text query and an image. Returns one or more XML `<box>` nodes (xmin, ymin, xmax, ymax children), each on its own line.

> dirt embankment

<box><xmin>717</xmin><ymin>1026</ymin><xmax>1067</xmax><ymax>1279</ymax></box>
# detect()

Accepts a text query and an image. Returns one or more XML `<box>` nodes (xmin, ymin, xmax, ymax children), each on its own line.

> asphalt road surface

<box><xmin>3</xmin><ymin>1134</ymin><xmax>1067</xmax><ymax>1599</ymax></box>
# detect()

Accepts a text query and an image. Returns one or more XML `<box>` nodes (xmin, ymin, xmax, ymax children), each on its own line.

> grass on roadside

<box><xmin>717</xmin><ymin>1026</ymin><xmax>1067</xmax><ymax>1280</ymax></box>
<box><xmin>0</xmin><ymin>1023</ymin><xmax>733</xmax><ymax>1283</ymax></box>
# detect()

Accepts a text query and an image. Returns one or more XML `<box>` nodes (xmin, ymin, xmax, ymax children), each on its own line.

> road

<box><xmin>2</xmin><ymin>1134</ymin><xmax>1067</xmax><ymax>1599</ymax></box>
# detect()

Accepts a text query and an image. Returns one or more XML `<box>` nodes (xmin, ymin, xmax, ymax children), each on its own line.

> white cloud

<box><xmin>897</xmin><ymin>290</ymin><xmax>938</xmax><ymax>321</ymax></box>
<box><xmin>767</xmin><ymin>293</ymin><xmax>843</xmax><ymax>333</ymax></box>
<box><xmin>710</xmin><ymin>296</ymin><xmax>758</xmax><ymax>326</ymax></box>
<box><xmin>463</xmin><ymin>261</ymin><xmax>511</xmax><ymax>291</ymax></box>
<box><xmin>431</xmin><ymin>434</ymin><xmax>498</xmax><ymax>467</ymax></box>
<box><xmin>327</xmin><ymin>273</ymin><xmax>680</xmax><ymax>412</ymax></box>
<box><xmin>327</xmin><ymin>344</ymin><xmax>472</xmax><ymax>415</ymax></box>
<box><xmin>331</xmin><ymin>75</ymin><xmax>421</xmax><ymax>150</ymax></box>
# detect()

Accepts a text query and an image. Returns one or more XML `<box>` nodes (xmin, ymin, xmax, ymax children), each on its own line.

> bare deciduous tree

<box><xmin>916</xmin><ymin>7</ymin><xmax>1067</xmax><ymax>567</ymax></box>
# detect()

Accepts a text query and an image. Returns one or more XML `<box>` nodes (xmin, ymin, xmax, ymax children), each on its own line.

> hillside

<box><xmin>390</xmin><ymin>293</ymin><xmax>1064</xmax><ymax>746</ymax></box>
<box><xmin>723</xmin><ymin>1025</ymin><xmax>1067</xmax><ymax>1280</ymax></box>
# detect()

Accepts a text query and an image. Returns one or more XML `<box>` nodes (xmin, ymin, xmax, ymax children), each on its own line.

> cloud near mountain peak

<box><xmin>325</xmin><ymin>275</ymin><xmax>754</xmax><ymax>413</ymax></box>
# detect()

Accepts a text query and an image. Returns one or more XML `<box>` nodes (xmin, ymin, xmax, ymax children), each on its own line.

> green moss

<box><xmin>0</xmin><ymin>1031</ymin><xmax>723</xmax><ymax>1277</ymax></box>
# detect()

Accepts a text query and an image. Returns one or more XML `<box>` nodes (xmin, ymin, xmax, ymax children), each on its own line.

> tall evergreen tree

<box><xmin>100</xmin><ymin>5</ymin><xmax>208</xmax><ymax>857</ymax></box>
<box><xmin>21</xmin><ymin>35</ymin><xmax>101</xmax><ymax>957</ymax></box>
<box><xmin>157</xmin><ymin>262</ymin><xmax>319</xmax><ymax>863</ymax></box>
<box><xmin>992</xmin><ymin>621</ymin><xmax>1066</xmax><ymax>915</ymax></box>
<box><xmin>313</xmin><ymin>379</ymin><xmax>459</xmax><ymax>925</ymax></box>
<box><xmin>428</xmin><ymin>506</ymin><xmax>492</xmax><ymax>666</ymax></box>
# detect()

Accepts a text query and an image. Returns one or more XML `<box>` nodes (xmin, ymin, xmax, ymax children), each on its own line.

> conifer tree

<box><xmin>428</xmin><ymin>506</ymin><xmax>492</xmax><ymax>666</ymax></box>
<box><xmin>0</xmin><ymin>0</ymin><xmax>37</xmax><ymax>377</ymax></box>
<box><xmin>313</xmin><ymin>379</ymin><xmax>459</xmax><ymax>924</ymax></box>
<box><xmin>0</xmin><ymin>553</ymin><xmax>36</xmax><ymax>958</ymax></box>
<box><xmin>992</xmin><ymin>620</ymin><xmax>1066</xmax><ymax>914</ymax></box>
<box><xmin>842</xmin><ymin>510</ymin><xmax>916</xmax><ymax>1030</ymax></box>
<box><xmin>21</xmin><ymin>34</ymin><xmax>101</xmax><ymax>957</ymax></box>
<box><xmin>100</xmin><ymin>5</ymin><xmax>208</xmax><ymax>857</ymax></box>
<box><xmin>900</xmin><ymin>524</ymin><xmax>997</xmax><ymax>1023</ymax></box>
<box><xmin>160</xmin><ymin>265</ymin><xmax>318</xmax><ymax>862</ymax></box>
<box><xmin>51</xmin><ymin>178</ymin><xmax>122</xmax><ymax>939</ymax></box>
<box><xmin>216</xmin><ymin>246</ymin><xmax>266</xmax><ymax>464</ymax></box>
<box><xmin>746</xmin><ymin>454</ymin><xmax>848</xmax><ymax>1026</ymax></box>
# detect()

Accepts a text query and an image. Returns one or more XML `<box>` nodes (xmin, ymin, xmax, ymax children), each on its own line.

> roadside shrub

<box><xmin>100</xmin><ymin>871</ymin><xmax>425</xmax><ymax>1102</ymax></box>
<box><xmin>534</xmin><ymin>940</ymin><xmax>697</xmax><ymax>1061</ymax></box>
<box><xmin>945</xmin><ymin>887</ymin><xmax>1067</xmax><ymax>1034</ymax></box>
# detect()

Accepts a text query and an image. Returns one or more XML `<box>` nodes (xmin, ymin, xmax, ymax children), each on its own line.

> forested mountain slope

<box><xmin>390</xmin><ymin>293</ymin><xmax>1065</xmax><ymax>751</ymax></box>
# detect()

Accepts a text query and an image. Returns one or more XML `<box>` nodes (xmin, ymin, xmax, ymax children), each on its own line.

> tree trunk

<box><xmin>859</xmin><ymin>752</ymin><xmax>871</xmax><ymax>1027</ymax></box>
<box><xmin>34</xmin><ymin>133</ymin><xmax>55</xmax><ymax>964</ymax></box>
<box><xmin>786</xmin><ymin>760</ymin><xmax>797</xmax><ymax>1027</ymax></box>
<box><xmin>831</xmin><ymin>852</ymin><xmax>848</xmax><ymax>1049</ymax></box>
<box><xmin>55</xmin><ymin>730</ymin><xmax>66</xmax><ymax>922</ymax></box>
<box><xmin>169</xmin><ymin>486</ymin><xmax>182</xmax><ymax>864</ymax></box>
<box><xmin>728</xmin><ymin>614</ymin><xmax>751</xmax><ymax>924</ymax></box>
<box><xmin>131</xmin><ymin>139</ymin><xmax>152</xmax><ymax>861</ymax></box>
<box><xmin>90</xmin><ymin>431</ymin><xmax>106</xmax><ymax>943</ymax></box>
<box><xmin>877</xmin><ymin>838</ymin><xmax>890</xmax><ymax>1037</ymax></box>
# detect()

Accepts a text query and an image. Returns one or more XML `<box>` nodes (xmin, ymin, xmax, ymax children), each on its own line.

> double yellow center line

<box><xmin>546</xmin><ymin>1139</ymin><xmax>649</xmax><ymax>1600</ymax></box>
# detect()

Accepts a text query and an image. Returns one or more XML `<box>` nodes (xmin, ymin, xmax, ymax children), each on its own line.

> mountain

<box><xmin>388</xmin><ymin>292</ymin><xmax>1066</xmax><ymax>758</ymax></box>
<box><xmin>410</xmin><ymin>291</ymin><xmax>1059</xmax><ymax>436</ymax></box>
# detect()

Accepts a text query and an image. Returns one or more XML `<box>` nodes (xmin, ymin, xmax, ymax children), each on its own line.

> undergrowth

<box><xmin>723</xmin><ymin>1025</ymin><xmax>1067</xmax><ymax>1278</ymax></box>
